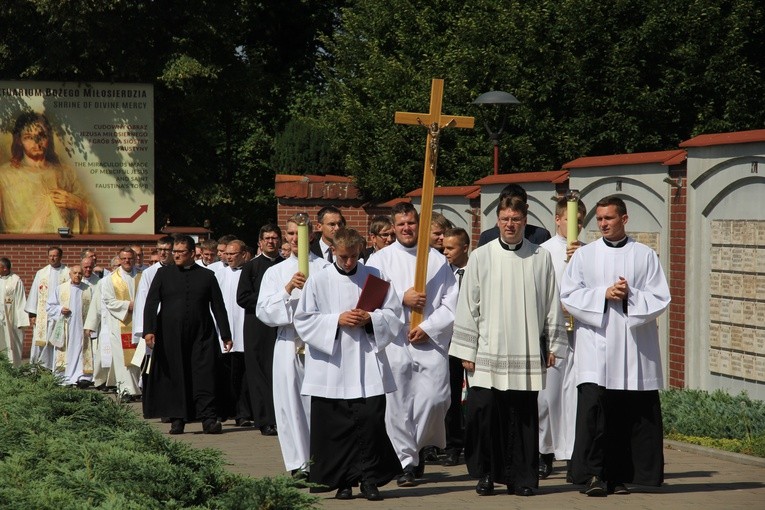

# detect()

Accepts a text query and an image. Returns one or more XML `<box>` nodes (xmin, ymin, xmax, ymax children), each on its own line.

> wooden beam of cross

<box><xmin>394</xmin><ymin>78</ymin><xmax>474</xmax><ymax>331</ymax></box>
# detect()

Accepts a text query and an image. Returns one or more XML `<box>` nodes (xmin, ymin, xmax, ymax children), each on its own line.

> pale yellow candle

<box><xmin>566</xmin><ymin>197</ymin><xmax>579</xmax><ymax>249</ymax></box>
<box><xmin>296</xmin><ymin>213</ymin><xmax>310</xmax><ymax>277</ymax></box>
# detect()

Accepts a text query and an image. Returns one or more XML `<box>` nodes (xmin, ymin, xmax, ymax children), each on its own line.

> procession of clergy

<box><xmin>1</xmin><ymin>183</ymin><xmax>670</xmax><ymax>501</ymax></box>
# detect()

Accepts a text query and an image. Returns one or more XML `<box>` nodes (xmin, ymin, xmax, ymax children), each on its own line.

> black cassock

<box><xmin>143</xmin><ymin>264</ymin><xmax>231</xmax><ymax>422</ymax></box>
<box><xmin>236</xmin><ymin>254</ymin><xmax>283</xmax><ymax>428</ymax></box>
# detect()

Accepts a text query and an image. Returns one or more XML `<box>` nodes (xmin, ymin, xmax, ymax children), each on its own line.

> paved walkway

<box><xmin>133</xmin><ymin>404</ymin><xmax>765</xmax><ymax>510</ymax></box>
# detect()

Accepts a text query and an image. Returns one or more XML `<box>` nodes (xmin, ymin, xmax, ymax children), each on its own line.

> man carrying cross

<box><xmin>366</xmin><ymin>202</ymin><xmax>458</xmax><ymax>486</ymax></box>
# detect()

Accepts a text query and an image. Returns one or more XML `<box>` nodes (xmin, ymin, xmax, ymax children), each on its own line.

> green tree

<box><xmin>0</xmin><ymin>0</ymin><xmax>341</xmax><ymax>239</ymax></box>
<box><xmin>308</xmin><ymin>0</ymin><xmax>765</xmax><ymax>202</ymax></box>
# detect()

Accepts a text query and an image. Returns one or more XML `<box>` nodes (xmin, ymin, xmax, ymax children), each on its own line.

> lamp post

<box><xmin>472</xmin><ymin>90</ymin><xmax>520</xmax><ymax>175</ymax></box>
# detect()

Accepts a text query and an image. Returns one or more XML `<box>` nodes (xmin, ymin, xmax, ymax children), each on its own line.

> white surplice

<box><xmin>538</xmin><ymin>234</ymin><xmax>580</xmax><ymax>460</ymax></box>
<box><xmin>366</xmin><ymin>241</ymin><xmax>458</xmax><ymax>469</ymax></box>
<box><xmin>0</xmin><ymin>273</ymin><xmax>29</xmax><ymax>366</ymax></box>
<box><xmin>100</xmin><ymin>267</ymin><xmax>141</xmax><ymax>395</ymax></box>
<box><xmin>25</xmin><ymin>264</ymin><xmax>68</xmax><ymax>369</ymax></box>
<box><xmin>294</xmin><ymin>263</ymin><xmax>402</xmax><ymax>399</ymax></box>
<box><xmin>256</xmin><ymin>253</ymin><xmax>330</xmax><ymax>472</ymax></box>
<box><xmin>449</xmin><ymin>240</ymin><xmax>568</xmax><ymax>391</ymax></box>
<box><xmin>560</xmin><ymin>238</ymin><xmax>670</xmax><ymax>390</ymax></box>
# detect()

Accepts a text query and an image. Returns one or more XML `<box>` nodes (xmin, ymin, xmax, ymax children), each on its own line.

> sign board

<box><xmin>0</xmin><ymin>81</ymin><xmax>154</xmax><ymax>234</ymax></box>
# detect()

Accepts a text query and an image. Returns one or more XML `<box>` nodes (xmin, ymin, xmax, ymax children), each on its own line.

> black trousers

<box><xmin>444</xmin><ymin>355</ymin><xmax>465</xmax><ymax>453</ymax></box>
<box><xmin>464</xmin><ymin>386</ymin><xmax>539</xmax><ymax>488</ymax></box>
<box><xmin>308</xmin><ymin>395</ymin><xmax>401</xmax><ymax>492</ymax></box>
<box><xmin>570</xmin><ymin>383</ymin><xmax>664</xmax><ymax>486</ymax></box>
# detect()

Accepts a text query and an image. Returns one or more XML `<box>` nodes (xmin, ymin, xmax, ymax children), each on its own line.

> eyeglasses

<box><xmin>261</xmin><ymin>237</ymin><xmax>280</xmax><ymax>242</ymax></box>
<box><xmin>498</xmin><ymin>216</ymin><xmax>526</xmax><ymax>225</ymax></box>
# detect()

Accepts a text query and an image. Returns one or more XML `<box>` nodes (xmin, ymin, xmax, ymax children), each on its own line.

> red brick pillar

<box><xmin>667</xmin><ymin>168</ymin><xmax>687</xmax><ymax>388</ymax></box>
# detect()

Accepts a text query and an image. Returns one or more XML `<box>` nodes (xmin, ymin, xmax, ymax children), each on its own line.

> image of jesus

<box><xmin>0</xmin><ymin>111</ymin><xmax>102</xmax><ymax>234</ymax></box>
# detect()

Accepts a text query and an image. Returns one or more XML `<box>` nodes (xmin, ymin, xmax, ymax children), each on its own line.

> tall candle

<box><xmin>564</xmin><ymin>190</ymin><xmax>580</xmax><ymax>332</ymax></box>
<box><xmin>295</xmin><ymin>213</ymin><xmax>310</xmax><ymax>277</ymax></box>
<box><xmin>566</xmin><ymin>193</ymin><xmax>579</xmax><ymax>251</ymax></box>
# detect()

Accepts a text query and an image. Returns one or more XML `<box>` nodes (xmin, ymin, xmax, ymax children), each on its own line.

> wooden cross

<box><xmin>394</xmin><ymin>78</ymin><xmax>474</xmax><ymax>330</ymax></box>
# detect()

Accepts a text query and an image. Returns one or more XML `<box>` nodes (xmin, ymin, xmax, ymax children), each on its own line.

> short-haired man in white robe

<box><xmin>366</xmin><ymin>202</ymin><xmax>458</xmax><ymax>487</ymax></box>
<box><xmin>450</xmin><ymin>196</ymin><xmax>567</xmax><ymax>497</ymax></box>
<box><xmin>215</xmin><ymin>239</ymin><xmax>253</xmax><ymax>425</ymax></box>
<box><xmin>256</xmin><ymin>214</ymin><xmax>330</xmax><ymax>479</ymax></box>
<box><xmin>537</xmin><ymin>197</ymin><xmax>586</xmax><ymax>479</ymax></box>
<box><xmin>46</xmin><ymin>265</ymin><xmax>95</xmax><ymax>386</ymax></box>
<box><xmin>100</xmin><ymin>247</ymin><xmax>142</xmax><ymax>399</ymax></box>
<box><xmin>0</xmin><ymin>257</ymin><xmax>29</xmax><ymax>366</ymax></box>
<box><xmin>295</xmin><ymin>228</ymin><xmax>403</xmax><ymax>501</ymax></box>
<box><xmin>561</xmin><ymin>195</ymin><xmax>670</xmax><ymax>497</ymax></box>
<box><xmin>26</xmin><ymin>247</ymin><xmax>68</xmax><ymax>369</ymax></box>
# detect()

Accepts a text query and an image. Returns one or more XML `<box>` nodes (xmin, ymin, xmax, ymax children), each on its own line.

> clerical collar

<box><xmin>498</xmin><ymin>238</ymin><xmax>523</xmax><ymax>251</ymax></box>
<box><xmin>182</xmin><ymin>264</ymin><xmax>195</xmax><ymax>269</ymax></box>
<box><xmin>334</xmin><ymin>263</ymin><xmax>358</xmax><ymax>276</ymax></box>
<box><xmin>261</xmin><ymin>253</ymin><xmax>279</xmax><ymax>262</ymax></box>
<box><xmin>603</xmin><ymin>236</ymin><xmax>628</xmax><ymax>248</ymax></box>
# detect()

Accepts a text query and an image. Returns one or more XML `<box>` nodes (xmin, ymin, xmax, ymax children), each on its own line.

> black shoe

<box><xmin>169</xmin><ymin>419</ymin><xmax>185</xmax><ymax>435</ymax></box>
<box><xmin>514</xmin><ymin>486</ymin><xmax>534</xmax><ymax>496</ymax></box>
<box><xmin>476</xmin><ymin>474</ymin><xmax>494</xmax><ymax>496</ymax></box>
<box><xmin>538</xmin><ymin>453</ymin><xmax>554</xmax><ymax>479</ymax></box>
<box><xmin>202</xmin><ymin>419</ymin><xmax>222</xmax><ymax>434</ymax></box>
<box><xmin>235</xmin><ymin>418</ymin><xmax>253</xmax><ymax>427</ymax></box>
<box><xmin>360</xmin><ymin>481</ymin><xmax>382</xmax><ymax>501</ymax></box>
<box><xmin>442</xmin><ymin>450</ymin><xmax>460</xmax><ymax>466</ymax></box>
<box><xmin>413</xmin><ymin>462</ymin><xmax>425</xmax><ymax>479</ymax></box>
<box><xmin>335</xmin><ymin>487</ymin><xmax>352</xmax><ymax>500</ymax></box>
<box><xmin>607</xmin><ymin>482</ymin><xmax>630</xmax><ymax>495</ymax></box>
<box><xmin>260</xmin><ymin>424</ymin><xmax>278</xmax><ymax>436</ymax></box>
<box><xmin>396</xmin><ymin>468</ymin><xmax>416</xmax><ymax>487</ymax></box>
<box><xmin>76</xmin><ymin>379</ymin><xmax>94</xmax><ymax>389</ymax></box>
<box><xmin>291</xmin><ymin>468</ymin><xmax>309</xmax><ymax>481</ymax></box>
<box><xmin>422</xmin><ymin>445</ymin><xmax>439</xmax><ymax>462</ymax></box>
<box><xmin>583</xmin><ymin>475</ymin><xmax>607</xmax><ymax>497</ymax></box>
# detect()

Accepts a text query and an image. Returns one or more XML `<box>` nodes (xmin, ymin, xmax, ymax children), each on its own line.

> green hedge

<box><xmin>0</xmin><ymin>360</ymin><xmax>317</xmax><ymax>509</ymax></box>
<box><xmin>661</xmin><ymin>388</ymin><xmax>765</xmax><ymax>458</ymax></box>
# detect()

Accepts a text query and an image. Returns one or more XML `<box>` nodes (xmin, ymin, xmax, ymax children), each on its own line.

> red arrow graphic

<box><xmin>110</xmin><ymin>204</ymin><xmax>149</xmax><ymax>223</ymax></box>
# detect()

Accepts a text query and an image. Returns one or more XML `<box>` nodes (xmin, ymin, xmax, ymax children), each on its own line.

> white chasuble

<box><xmin>0</xmin><ymin>274</ymin><xmax>29</xmax><ymax>366</ymax></box>
<box><xmin>294</xmin><ymin>263</ymin><xmax>402</xmax><ymax>399</ymax></box>
<box><xmin>101</xmin><ymin>268</ymin><xmax>141</xmax><ymax>395</ymax></box>
<box><xmin>450</xmin><ymin>240</ymin><xmax>567</xmax><ymax>392</ymax></box>
<box><xmin>47</xmin><ymin>281</ymin><xmax>93</xmax><ymax>385</ymax></box>
<box><xmin>26</xmin><ymin>264</ymin><xmax>68</xmax><ymax>369</ymax></box>
<box><xmin>560</xmin><ymin>238</ymin><xmax>670</xmax><ymax>391</ymax></box>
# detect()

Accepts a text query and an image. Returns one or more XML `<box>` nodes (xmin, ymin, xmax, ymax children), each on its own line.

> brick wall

<box><xmin>0</xmin><ymin>235</ymin><xmax>160</xmax><ymax>358</ymax></box>
<box><xmin>667</xmin><ymin>168</ymin><xmax>687</xmax><ymax>388</ymax></box>
<box><xmin>277</xmin><ymin>201</ymin><xmax>393</xmax><ymax>245</ymax></box>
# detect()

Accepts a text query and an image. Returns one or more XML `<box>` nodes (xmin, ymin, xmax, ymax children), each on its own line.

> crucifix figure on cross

<box><xmin>394</xmin><ymin>78</ymin><xmax>474</xmax><ymax>330</ymax></box>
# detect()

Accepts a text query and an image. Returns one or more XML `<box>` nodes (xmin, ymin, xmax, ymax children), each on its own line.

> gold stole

<box><xmin>111</xmin><ymin>270</ymin><xmax>141</xmax><ymax>367</ymax></box>
<box><xmin>54</xmin><ymin>283</ymin><xmax>94</xmax><ymax>374</ymax></box>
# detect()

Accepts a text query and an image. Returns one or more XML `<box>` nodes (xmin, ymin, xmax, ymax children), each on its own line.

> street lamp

<box><xmin>473</xmin><ymin>90</ymin><xmax>520</xmax><ymax>175</ymax></box>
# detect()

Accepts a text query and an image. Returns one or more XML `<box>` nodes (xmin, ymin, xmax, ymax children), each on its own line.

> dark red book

<box><xmin>356</xmin><ymin>274</ymin><xmax>390</xmax><ymax>312</ymax></box>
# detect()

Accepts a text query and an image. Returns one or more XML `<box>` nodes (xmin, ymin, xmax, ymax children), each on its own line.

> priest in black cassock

<box><xmin>236</xmin><ymin>223</ymin><xmax>284</xmax><ymax>436</ymax></box>
<box><xmin>142</xmin><ymin>235</ymin><xmax>232</xmax><ymax>435</ymax></box>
